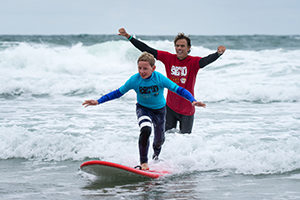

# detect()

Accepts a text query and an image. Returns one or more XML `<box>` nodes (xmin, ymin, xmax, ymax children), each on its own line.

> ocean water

<box><xmin>0</xmin><ymin>34</ymin><xmax>300</xmax><ymax>200</ymax></box>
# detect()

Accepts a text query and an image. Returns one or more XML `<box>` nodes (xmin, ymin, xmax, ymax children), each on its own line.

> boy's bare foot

<box><xmin>141</xmin><ymin>163</ymin><xmax>149</xmax><ymax>170</ymax></box>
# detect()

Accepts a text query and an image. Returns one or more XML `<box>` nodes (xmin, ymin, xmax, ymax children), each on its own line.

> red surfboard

<box><xmin>80</xmin><ymin>160</ymin><xmax>169</xmax><ymax>179</ymax></box>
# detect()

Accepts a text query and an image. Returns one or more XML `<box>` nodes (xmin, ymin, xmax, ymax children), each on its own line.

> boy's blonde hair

<box><xmin>137</xmin><ymin>52</ymin><xmax>155</xmax><ymax>67</ymax></box>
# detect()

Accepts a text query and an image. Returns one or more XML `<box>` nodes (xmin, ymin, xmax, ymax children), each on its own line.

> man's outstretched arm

<box><xmin>119</xmin><ymin>28</ymin><xmax>158</xmax><ymax>58</ymax></box>
<box><xmin>199</xmin><ymin>46</ymin><xmax>226</xmax><ymax>68</ymax></box>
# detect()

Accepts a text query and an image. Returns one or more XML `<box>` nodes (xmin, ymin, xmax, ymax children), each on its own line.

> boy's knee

<box><xmin>139</xmin><ymin>126</ymin><xmax>151</xmax><ymax>146</ymax></box>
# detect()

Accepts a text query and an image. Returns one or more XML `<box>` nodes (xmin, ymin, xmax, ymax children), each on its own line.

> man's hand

<box><xmin>217</xmin><ymin>46</ymin><xmax>226</xmax><ymax>55</ymax></box>
<box><xmin>118</xmin><ymin>28</ymin><xmax>130</xmax><ymax>39</ymax></box>
<box><xmin>192</xmin><ymin>101</ymin><xmax>206</xmax><ymax>107</ymax></box>
<box><xmin>82</xmin><ymin>100</ymin><xmax>99</xmax><ymax>107</ymax></box>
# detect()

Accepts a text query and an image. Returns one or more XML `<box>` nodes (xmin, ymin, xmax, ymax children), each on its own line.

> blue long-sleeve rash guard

<box><xmin>97</xmin><ymin>71</ymin><xmax>196</xmax><ymax>109</ymax></box>
<box><xmin>97</xmin><ymin>89</ymin><xmax>124</xmax><ymax>104</ymax></box>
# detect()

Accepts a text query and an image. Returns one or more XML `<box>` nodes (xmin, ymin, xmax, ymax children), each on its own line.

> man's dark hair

<box><xmin>174</xmin><ymin>33</ymin><xmax>191</xmax><ymax>47</ymax></box>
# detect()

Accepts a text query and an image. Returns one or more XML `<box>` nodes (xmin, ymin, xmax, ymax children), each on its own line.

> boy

<box><xmin>83</xmin><ymin>52</ymin><xmax>206</xmax><ymax>170</ymax></box>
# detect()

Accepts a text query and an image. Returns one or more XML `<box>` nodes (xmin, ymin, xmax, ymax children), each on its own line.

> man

<box><xmin>118</xmin><ymin>28</ymin><xmax>226</xmax><ymax>134</ymax></box>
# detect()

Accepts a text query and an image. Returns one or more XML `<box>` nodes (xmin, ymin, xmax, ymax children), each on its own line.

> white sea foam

<box><xmin>1</xmin><ymin>41</ymin><xmax>299</xmax><ymax>101</ymax></box>
<box><xmin>1</xmin><ymin>117</ymin><xmax>299</xmax><ymax>175</ymax></box>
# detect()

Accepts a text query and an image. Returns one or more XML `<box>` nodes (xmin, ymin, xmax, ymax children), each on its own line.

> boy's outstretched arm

<box><xmin>176</xmin><ymin>87</ymin><xmax>206</xmax><ymax>107</ymax></box>
<box><xmin>82</xmin><ymin>89</ymin><xmax>124</xmax><ymax>108</ymax></box>
<box><xmin>82</xmin><ymin>100</ymin><xmax>98</xmax><ymax>107</ymax></box>
<box><xmin>192</xmin><ymin>101</ymin><xmax>206</xmax><ymax>107</ymax></box>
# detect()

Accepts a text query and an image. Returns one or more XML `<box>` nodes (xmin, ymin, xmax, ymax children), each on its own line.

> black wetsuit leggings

<box><xmin>136</xmin><ymin>104</ymin><xmax>166</xmax><ymax>164</ymax></box>
<box><xmin>165</xmin><ymin>105</ymin><xmax>194</xmax><ymax>134</ymax></box>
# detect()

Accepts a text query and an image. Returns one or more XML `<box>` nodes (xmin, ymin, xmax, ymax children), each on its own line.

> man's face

<box><xmin>175</xmin><ymin>39</ymin><xmax>190</xmax><ymax>60</ymax></box>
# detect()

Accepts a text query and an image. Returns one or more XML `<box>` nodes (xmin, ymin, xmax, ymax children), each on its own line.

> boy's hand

<box><xmin>118</xmin><ymin>28</ymin><xmax>130</xmax><ymax>39</ymax></box>
<box><xmin>82</xmin><ymin>100</ymin><xmax>98</xmax><ymax>107</ymax></box>
<box><xmin>192</xmin><ymin>101</ymin><xmax>206</xmax><ymax>107</ymax></box>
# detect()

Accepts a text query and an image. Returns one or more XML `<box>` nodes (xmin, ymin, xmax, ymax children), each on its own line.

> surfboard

<box><xmin>80</xmin><ymin>160</ymin><xmax>169</xmax><ymax>180</ymax></box>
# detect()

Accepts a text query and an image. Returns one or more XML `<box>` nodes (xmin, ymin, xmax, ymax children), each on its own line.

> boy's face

<box><xmin>138</xmin><ymin>61</ymin><xmax>156</xmax><ymax>79</ymax></box>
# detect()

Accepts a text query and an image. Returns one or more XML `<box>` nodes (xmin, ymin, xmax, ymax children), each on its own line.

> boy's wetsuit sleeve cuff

<box><xmin>97</xmin><ymin>89</ymin><xmax>123</xmax><ymax>104</ymax></box>
<box><xmin>176</xmin><ymin>86</ymin><xmax>196</xmax><ymax>103</ymax></box>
